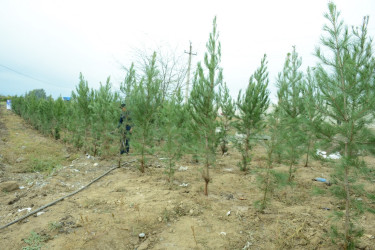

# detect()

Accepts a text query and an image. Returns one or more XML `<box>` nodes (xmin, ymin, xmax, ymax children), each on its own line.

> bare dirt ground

<box><xmin>0</xmin><ymin>104</ymin><xmax>374</xmax><ymax>250</ymax></box>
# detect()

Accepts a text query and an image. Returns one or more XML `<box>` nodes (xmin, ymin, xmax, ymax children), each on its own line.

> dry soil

<box><xmin>0</xmin><ymin>104</ymin><xmax>374</xmax><ymax>250</ymax></box>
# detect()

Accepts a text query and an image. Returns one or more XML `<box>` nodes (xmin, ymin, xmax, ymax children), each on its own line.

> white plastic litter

<box><xmin>18</xmin><ymin>208</ymin><xmax>32</xmax><ymax>213</ymax></box>
<box><xmin>364</xmin><ymin>234</ymin><xmax>375</xmax><ymax>239</ymax></box>
<box><xmin>179</xmin><ymin>183</ymin><xmax>189</xmax><ymax>187</ymax></box>
<box><xmin>328</xmin><ymin>152</ymin><xmax>341</xmax><ymax>159</ymax></box>
<box><xmin>220</xmin><ymin>232</ymin><xmax>227</xmax><ymax>236</ymax></box>
<box><xmin>19</xmin><ymin>186</ymin><xmax>25</xmax><ymax>189</ymax></box>
<box><xmin>226</xmin><ymin>211</ymin><xmax>231</xmax><ymax>216</ymax></box>
<box><xmin>243</xmin><ymin>241</ymin><xmax>253</xmax><ymax>249</ymax></box>
<box><xmin>178</xmin><ymin>166</ymin><xmax>188</xmax><ymax>171</ymax></box>
<box><xmin>234</xmin><ymin>133</ymin><xmax>246</xmax><ymax>140</ymax></box>
<box><xmin>316</xmin><ymin>149</ymin><xmax>341</xmax><ymax>159</ymax></box>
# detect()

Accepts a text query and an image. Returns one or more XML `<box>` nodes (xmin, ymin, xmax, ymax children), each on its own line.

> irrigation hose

<box><xmin>0</xmin><ymin>160</ymin><xmax>136</xmax><ymax>230</ymax></box>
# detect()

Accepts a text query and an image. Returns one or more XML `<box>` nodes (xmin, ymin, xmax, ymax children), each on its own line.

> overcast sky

<box><xmin>1</xmin><ymin>0</ymin><xmax>374</xmax><ymax>102</ymax></box>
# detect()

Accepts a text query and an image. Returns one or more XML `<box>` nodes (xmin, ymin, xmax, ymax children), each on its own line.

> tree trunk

<box><xmin>140</xmin><ymin>136</ymin><xmax>146</xmax><ymax>173</ymax></box>
<box><xmin>288</xmin><ymin>163</ymin><xmax>294</xmax><ymax>182</ymax></box>
<box><xmin>204</xmin><ymin>180</ymin><xmax>208</xmax><ymax>196</ymax></box>
<box><xmin>203</xmin><ymin>134</ymin><xmax>210</xmax><ymax>196</ymax></box>
<box><xmin>344</xmin><ymin>142</ymin><xmax>350</xmax><ymax>249</ymax></box>
<box><xmin>304</xmin><ymin>139</ymin><xmax>311</xmax><ymax>167</ymax></box>
<box><xmin>262</xmin><ymin>170</ymin><xmax>270</xmax><ymax>211</ymax></box>
<box><xmin>140</xmin><ymin>158</ymin><xmax>145</xmax><ymax>173</ymax></box>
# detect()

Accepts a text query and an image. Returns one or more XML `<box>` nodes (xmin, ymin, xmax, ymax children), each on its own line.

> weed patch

<box><xmin>30</xmin><ymin>157</ymin><xmax>61</xmax><ymax>173</ymax></box>
<box><xmin>22</xmin><ymin>231</ymin><xmax>48</xmax><ymax>250</ymax></box>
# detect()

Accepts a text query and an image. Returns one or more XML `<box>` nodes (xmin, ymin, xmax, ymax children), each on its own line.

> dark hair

<box><xmin>120</xmin><ymin>103</ymin><xmax>126</xmax><ymax>108</ymax></box>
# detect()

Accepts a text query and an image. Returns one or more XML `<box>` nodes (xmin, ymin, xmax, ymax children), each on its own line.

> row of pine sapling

<box><xmin>181</xmin><ymin>4</ymin><xmax>375</xmax><ymax>248</ymax></box>
<box><xmin>9</xmin><ymin>2</ymin><xmax>375</xmax><ymax>248</ymax></box>
<box><xmin>11</xmin><ymin>74</ymin><xmax>121</xmax><ymax>156</ymax></box>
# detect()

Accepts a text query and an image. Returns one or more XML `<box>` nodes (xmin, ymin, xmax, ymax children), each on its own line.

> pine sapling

<box><xmin>160</xmin><ymin>89</ymin><xmax>188</xmax><ymax>183</ymax></box>
<box><xmin>255</xmin><ymin>110</ymin><xmax>288</xmax><ymax>212</ymax></box>
<box><xmin>217</xmin><ymin>82</ymin><xmax>234</xmax><ymax>155</ymax></box>
<box><xmin>69</xmin><ymin>73</ymin><xmax>94</xmax><ymax>151</ymax></box>
<box><xmin>234</xmin><ymin>54</ymin><xmax>270</xmax><ymax>171</ymax></box>
<box><xmin>301</xmin><ymin>67</ymin><xmax>323</xmax><ymax>167</ymax></box>
<box><xmin>189</xmin><ymin>17</ymin><xmax>222</xmax><ymax>196</ymax></box>
<box><xmin>118</xmin><ymin>63</ymin><xmax>137</xmax><ymax>166</ymax></box>
<box><xmin>314</xmin><ymin>3</ymin><xmax>375</xmax><ymax>248</ymax></box>
<box><xmin>52</xmin><ymin>97</ymin><xmax>67</xmax><ymax>140</ymax></box>
<box><xmin>276</xmin><ymin>47</ymin><xmax>306</xmax><ymax>182</ymax></box>
<box><xmin>127</xmin><ymin>52</ymin><xmax>162</xmax><ymax>173</ymax></box>
<box><xmin>89</xmin><ymin>78</ymin><xmax>119</xmax><ymax>156</ymax></box>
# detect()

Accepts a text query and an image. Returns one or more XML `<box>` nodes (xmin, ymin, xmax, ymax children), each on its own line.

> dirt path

<box><xmin>0</xmin><ymin>104</ymin><xmax>374</xmax><ymax>249</ymax></box>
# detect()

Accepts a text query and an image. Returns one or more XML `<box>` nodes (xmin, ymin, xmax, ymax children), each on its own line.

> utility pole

<box><xmin>184</xmin><ymin>41</ymin><xmax>197</xmax><ymax>103</ymax></box>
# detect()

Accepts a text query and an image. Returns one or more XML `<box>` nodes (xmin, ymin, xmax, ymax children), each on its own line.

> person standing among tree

<box><xmin>118</xmin><ymin>103</ymin><xmax>132</xmax><ymax>154</ymax></box>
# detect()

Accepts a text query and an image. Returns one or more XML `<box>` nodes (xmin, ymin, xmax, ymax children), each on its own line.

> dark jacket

<box><xmin>118</xmin><ymin>110</ymin><xmax>132</xmax><ymax>131</ymax></box>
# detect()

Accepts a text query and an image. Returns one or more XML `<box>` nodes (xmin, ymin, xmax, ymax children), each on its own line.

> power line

<box><xmin>0</xmin><ymin>63</ymin><xmax>66</xmax><ymax>89</ymax></box>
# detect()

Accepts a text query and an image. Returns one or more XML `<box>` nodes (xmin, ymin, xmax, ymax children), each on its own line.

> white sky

<box><xmin>1</xmin><ymin>0</ymin><xmax>374</xmax><ymax>102</ymax></box>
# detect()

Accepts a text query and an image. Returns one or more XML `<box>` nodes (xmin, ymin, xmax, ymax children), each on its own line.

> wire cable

<box><xmin>0</xmin><ymin>63</ymin><xmax>67</xmax><ymax>89</ymax></box>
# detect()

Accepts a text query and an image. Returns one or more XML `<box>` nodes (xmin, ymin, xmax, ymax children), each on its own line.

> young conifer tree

<box><xmin>234</xmin><ymin>54</ymin><xmax>270</xmax><ymax>171</ymax></box>
<box><xmin>159</xmin><ymin>88</ymin><xmax>188</xmax><ymax>183</ymax></box>
<box><xmin>314</xmin><ymin>3</ymin><xmax>375</xmax><ymax>248</ymax></box>
<box><xmin>301</xmin><ymin>67</ymin><xmax>323</xmax><ymax>167</ymax></box>
<box><xmin>89</xmin><ymin>78</ymin><xmax>119</xmax><ymax>156</ymax></box>
<box><xmin>118</xmin><ymin>63</ymin><xmax>137</xmax><ymax>166</ymax></box>
<box><xmin>23</xmin><ymin>91</ymin><xmax>39</xmax><ymax>128</ymax></box>
<box><xmin>128</xmin><ymin>52</ymin><xmax>162</xmax><ymax>173</ymax></box>
<box><xmin>255</xmin><ymin>110</ymin><xmax>288</xmax><ymax>212</ymax></box>
<box><xmin>52</xmin><ymin>97</ymin><xmax>67</xmax><ymax>140</ymax></box>
<box><xmin>189</xmin><ymin>16</ymin><xmax>222</xmax><ymax>196</ymax></box>
<box><xmin>37</xmin><ymin>96</ymin><xmax>54</xmax><ymax>135</ymax></box>
<box><xmin>69</xmin><ymin>73</ymin><xmax>94</xmax><ymax>151</ymax></box>
<box><xmin>276</xmin><ymin>47</ymin><xmax>306</xmax><ymax>181</ymax></box>
<box><xmin>120</xmin><ymin>63</ymin><xmax>137</xmax><ymax>104</ymax></box>
<box><xmin>217</xmin><ymin>82</ymin><xmax>235</xmax><ymax>155</ymax></box>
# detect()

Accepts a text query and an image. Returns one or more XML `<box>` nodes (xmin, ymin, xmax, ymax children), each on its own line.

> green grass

<box><xmin>48</xmin><ymin>221</ymin><xmax>62</xmax><ymax>231</ymax></box>
<box><xmin>30</xmin><ymin>157</ymin><xmax>62</xmax><ymax>173</ymax></box>
<box><xmin>311</xmin><ymin>186</ymin><xmax>327</xmax><ymax>195</ymax></box>
<box><xmin>23</xmin><ymin>231</ymin><xmax>48</xmax><ymax>250</ymax></box>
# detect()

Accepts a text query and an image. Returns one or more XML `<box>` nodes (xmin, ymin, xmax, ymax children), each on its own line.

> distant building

<box><xmin>63</xmin><ymin>97</ymin><xmax>71</xmax><ymax>101</ymax></box>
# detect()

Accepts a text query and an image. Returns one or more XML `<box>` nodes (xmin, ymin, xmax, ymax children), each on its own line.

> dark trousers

<box><xmin>120</xmin><ymin>133</ymin><xmax>130</xmax><ymax>154</ymax></box>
